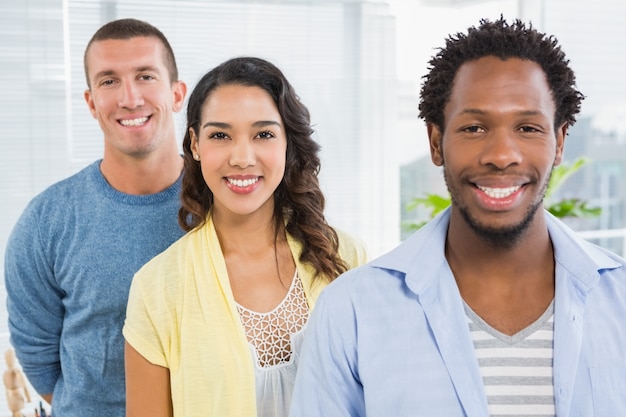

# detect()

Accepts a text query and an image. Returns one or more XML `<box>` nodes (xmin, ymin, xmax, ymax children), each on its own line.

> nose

<box><xmin>229</xmin><ymin>139</ymin><xmax>256</xmax><ymax>168</ymax></box>
<box><xmin>118</xmin><ymin>81</ymin><xmax>144</xmax><ymax>109</ymax></box>
<box><xmin>478</xmin><ymin>129</ymin><xmax>523</xmax><ymax>170</ymax></box>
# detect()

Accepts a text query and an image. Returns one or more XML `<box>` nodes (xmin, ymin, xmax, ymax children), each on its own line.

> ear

<box><xmin>189</xmin><ymin>128</ymin><xmax>199</xmax><ymax>155</ymax></box>
<box><xmin>427</xmin><ymin>123</ymin><xmax>444</xmax><ymax>166</ymax></box>
<box><xmin>84</xmin><ymin>89</ymin><xmax>97</xmax><ymax>118</ymax></box>
<box><xmin>554</xmin><ymin>123</ymin><xmax>568</xmax><ymax>166</ymax></box>
<box><xmin>172</xmin><ymin>80</ymin><xmax>187</xmax><ymax>113</ymax></box>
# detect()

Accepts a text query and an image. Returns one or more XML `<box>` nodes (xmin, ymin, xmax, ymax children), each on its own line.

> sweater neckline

<box><xmin>90</xmin><ymin>160</ymin><xmax>182</xmax><ymax>206</ymax></box>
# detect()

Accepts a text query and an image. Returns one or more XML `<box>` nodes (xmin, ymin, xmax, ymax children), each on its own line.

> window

<box><xmin>2</xmin><ymin>0</ymin><xmax>626</xmax><ymax>414</ymax></box>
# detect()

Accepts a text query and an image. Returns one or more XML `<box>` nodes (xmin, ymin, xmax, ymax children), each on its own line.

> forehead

<box><xmin>86</xmin><ymin>36</ymin><xmax>166</xmax><ymax>78</ymax></box>
<box><xmin>445</xmin><ymin>56</ymin><xmax>555</xmax><ymax>120</ymax></box>
<box><xmin>201</xmin><ymin>84</ymin><xmax>280</xmax><ymax>119</ymax></box>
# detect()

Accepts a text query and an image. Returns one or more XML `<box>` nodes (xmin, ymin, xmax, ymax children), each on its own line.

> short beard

<box><xmin>445</xmin><ymin>169</ymin><xmax>552</xmax><ymax>250</ymax></box>
<box><xmin>456</xmin><ymin>200</ymin><xmax>542</xmax><ymax>249</ymax></box>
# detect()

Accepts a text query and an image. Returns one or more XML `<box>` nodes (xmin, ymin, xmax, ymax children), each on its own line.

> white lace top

<box><xmin>236</xmin><ymin>271</ymin><xmax>309</xmax><ymax>417</ymax></box>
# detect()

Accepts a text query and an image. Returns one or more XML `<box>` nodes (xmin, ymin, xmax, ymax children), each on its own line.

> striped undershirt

<box><xmin>465</xmin><ymin>300</ymin><xmax>555</xmax><ymax>417</ymax></box>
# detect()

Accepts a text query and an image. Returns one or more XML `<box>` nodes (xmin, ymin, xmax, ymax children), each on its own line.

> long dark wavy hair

<box><xmin>179</xmin><ymin>56</ymin><xmax>349</xmax><ymax>281</ymax></box>
<box><xmin>419</xmin><ymin>16</ymin><xmax>584</xmax><ymax>133</ymax></box>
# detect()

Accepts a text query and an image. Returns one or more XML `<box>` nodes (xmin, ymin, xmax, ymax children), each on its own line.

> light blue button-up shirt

<box><xmin>290</xmin><ymin>208</ymin><xmax>626</xmax><ymax>417</ymax></box>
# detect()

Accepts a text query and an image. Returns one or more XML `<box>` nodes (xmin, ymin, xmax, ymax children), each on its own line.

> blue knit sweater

<box><xmin>4</xmin><ymin>160</ymin><xmax>184</xmax><ymax>417</ymax></box>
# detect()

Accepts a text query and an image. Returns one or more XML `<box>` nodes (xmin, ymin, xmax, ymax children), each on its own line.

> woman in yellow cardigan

<box><xmin>123</xmin><ymin>56</ymin><xmax>367</xmax><ymax>417</ymax></box>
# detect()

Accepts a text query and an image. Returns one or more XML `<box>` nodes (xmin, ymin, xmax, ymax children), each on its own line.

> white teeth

<box><xmin>120</xmin><ymin>117</ymin><xmax>148</xmax><ymax>127</ymax></box>
<box><xmin>227</xmin><ymin>177</ymin><xmax>259</xmax><ymax>187</ymax></box>
<box><xmin>478</xmin><ymin>185</ymin><xmax>520</xmax><ymax>199</ymax></box>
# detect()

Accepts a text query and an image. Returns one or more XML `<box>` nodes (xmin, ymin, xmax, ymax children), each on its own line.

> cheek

<box><xmin>155</xmin><ymin>92</ymin><xmax>173</xmax><ymax>110</ymax></box>
<box><xmin>197</xmin><ymin>144</ymin><xmax>222</xmax><ymax>163</ymax></box>
<box><xmin>276</xmin><ymin>151</ymin><xmax>288</xmax><ymax>178</ymax></box>
<box><xmin>198</xmin><ymin>164</ymin><xmax>213</xmax><ymax>188</ymax></box>
<box><xmin>539</xmin><ymin>150</ymin><xmax>559</xmax><ymax>174</ymax></box>
<box><xmin>439</xmin><ymin>148</ymin><xmax>462</xmax><ymax>172</ymax></box>
<box><xmin>263</xmin><ymin>145</ymin><xmax>287</xmax><ymax>174</ymax></box>
<box><xmin>94</xmin><ymin>92</ymin><xmax>113</xmax><ymax>108</ymax></box>
<box><xmin>272</xmin><ymin>150</ymin><xmax>287</xmax><ymax>170</ymax></box>
<box><xmin>197</xmin><ymin>151</ymin><xmax>223</xmax><ymax>184</ymax></box>
<box><xmin>88</xmin><ymin>96</ymin><xmax>104</xmax><ymax>116</ymax></box>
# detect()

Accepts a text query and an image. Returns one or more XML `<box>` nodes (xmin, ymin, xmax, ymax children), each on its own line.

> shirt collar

<box><xmin>370</xmin><ymin>207</ymin><xmax>623</xmax><ymax>296</ymax></box>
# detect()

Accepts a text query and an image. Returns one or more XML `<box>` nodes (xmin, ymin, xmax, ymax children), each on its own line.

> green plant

<box><xmin>402</xmin><ymin>193</ymin><xmax>451</xmax><ymax>232</ymax></box>
<box><xmin>544</xmin><ymin>157</ymin><xmax>601</xmax><ymax>219</ymax></box>
<box><xmin>403</xmin><ymin>156</ymin><xmax>601</xmax><ymax>231</ymax></box>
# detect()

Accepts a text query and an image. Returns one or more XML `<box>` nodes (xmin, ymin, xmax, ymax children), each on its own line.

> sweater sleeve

<box><xmin>4</xmin><ymin>201</ymin><xmax>64</xmax><ymax>395</ymax></box>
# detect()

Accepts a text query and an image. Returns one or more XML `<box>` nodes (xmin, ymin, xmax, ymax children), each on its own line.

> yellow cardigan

<box><xmin>124</xmin><ymin>216</ymin><xmax>367</xmax><ymax>417</ymax></box>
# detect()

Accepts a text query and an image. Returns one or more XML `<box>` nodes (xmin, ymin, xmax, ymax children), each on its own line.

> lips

<box><xmin>476</xmin><ymin>185</ymin><xmax>521</xmax><ymax>199</ymax></box>
<box><xmin>227</xmin><ymin>177</ymin><xmax>259</xmax><ymax>188</ymax></box>
<box><xmin>119</xmin><ymin>116</ymin><xmax>149</xmax><ymax>127</ymax></box>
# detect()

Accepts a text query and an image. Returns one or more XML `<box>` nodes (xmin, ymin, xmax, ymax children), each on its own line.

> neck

<box><xmin>445</xmin><ymin>208</ymin><xmax>553</xmax><ymax>277</ymax></box>
<box><xmin>214</xmin><ymin>206</ymin><xmax>296</xmax><ymax>312</ymax></box>
<box><xmin>212</xmin><ymin>208</ymin><xmax>283</xmax><ymax>256</ymax></box>
<box><xmin>100</xmin><ymin>143</ymin><xmax>182</xmax><ymax>195</ymax></box>
<box><xmin>446</xmin><ymin>209</ymin><xmax>555</xmax><ymax>334</ymax></box>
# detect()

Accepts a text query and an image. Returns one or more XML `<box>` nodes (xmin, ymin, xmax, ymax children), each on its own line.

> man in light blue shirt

<box><xmin>290</xmin><ymin>17</ymin><xmax>626</xmax><ymax>417</ymax></box>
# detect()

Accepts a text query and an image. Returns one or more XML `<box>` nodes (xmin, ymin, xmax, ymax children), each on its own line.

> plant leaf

<box><xmin>545</xmin><ymin>156</ymin><xmax>589</xmax><ymax>201</ymax></box>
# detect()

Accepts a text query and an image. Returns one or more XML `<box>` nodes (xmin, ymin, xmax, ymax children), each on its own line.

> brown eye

<box><xmin>209</xmin><ymin>132</ymin><xmax>228</xmax><ymax>140</ymax></box>
<box><xmin>256</xmin><ymin>131</ymin><xmax>275</xmax><ymax>139</ymax></box>
<box><xmin>463</xmin><ymin>125</ymin><xmax>483</xmax><ymax>133</ymax></box>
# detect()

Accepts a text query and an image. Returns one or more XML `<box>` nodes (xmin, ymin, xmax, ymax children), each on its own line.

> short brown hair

<box><xmin>83</xmin><ymin>18</ymin><xmax>178</xmax><ymax>88</ymax></box>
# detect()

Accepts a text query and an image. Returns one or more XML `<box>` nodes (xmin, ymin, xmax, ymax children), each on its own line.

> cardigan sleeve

<box><xmin>123</xmin><ymin>246</ymin><xmax>182</xmax><ymax>368</ymax></box>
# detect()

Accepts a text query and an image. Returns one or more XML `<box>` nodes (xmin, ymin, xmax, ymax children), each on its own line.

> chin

<box><xmin>460</xmin><ymin>204</ymin><xmax>541</xmax><ymax>249</ymax></box>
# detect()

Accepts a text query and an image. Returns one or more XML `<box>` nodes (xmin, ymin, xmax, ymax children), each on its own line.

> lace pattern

<box><xmin>236</xmin><ymin>272</ymin><xmax>309</xmax><ymax>368</ymax></box>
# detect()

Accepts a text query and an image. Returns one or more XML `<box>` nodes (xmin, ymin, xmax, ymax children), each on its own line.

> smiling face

<box><xmin>429</xmin><ymin>56</ymin><xmax>567</xmax><ymax>246</ymax></box>
<box><xmin>190</xmin><ymin>84</ymin><xmax>287</xmax><ymax>220</ymax></box>
<box><xmin>84</xmin><ymin>36</ymin><xmax>186</xmax><ymax>160</ymax></box>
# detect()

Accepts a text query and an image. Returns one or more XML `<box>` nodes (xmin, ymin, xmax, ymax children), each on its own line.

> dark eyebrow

<box><xmin>136</xmin><ymin>65</ymin><xmax>162</xmax><ymax>74</ymax></box>
<box><xmin>92</xmin><ymin>66</ymin><xmax>162</xmax><ymax>82</ymax></box>
<box><xmin>252</xmin><ymin>120</ymin><xmax>282</xmax><ymax>128</ymax></box>
<box><xmin>460</xmin><ymin>108</ymin><xmax>542</xmax><ymax>117</ymax></box>
<box><xmin>202</xmin><ymin>122</ymin><xmax>230</xmax><ymax>129</ymax></box>
<box><xmin>460</xmin><ymin>108</ymin><xmax>487</xmax><ymax>116</ymax></box>
<box><xmin>92</xmin><ymin>70</ymin><xmax>115</xmax><ymax>81</ymax></box>
<box><xmin>201</xmin><ymin>120</ymin><xmax>282</xmax><ymax>129</ymax></box>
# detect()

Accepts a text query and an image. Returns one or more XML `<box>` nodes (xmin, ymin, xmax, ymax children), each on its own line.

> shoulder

<box><xmin>322</xmin><ymin>216</ymin><xmax>451</xmax><ymax>303</ymax></box>
<box><xmin>547</xmin><ymin>213</ymin><xmax>626</xmax><ymax>270</ymax></box>
<box><xmin>7</xmin><ymin>163</ymin><xmax>100</xmax><ymax>242</ymax></box>
<box><xmin>20</xmin><ymin>162</ymin><xmax>100</xmax><ymax>214</ymax></box>
<box><xmin>128</xmin><ymin>225</ymin><xmax>215</xmax><ymax>318</ymax></box>
<box><xmin>134</xmin><ymin>230</ymin><xmax>195</xmax><ymax>281</ymax></box>
<box><xmin>318</xmin><ymin>259</ymin><xmax>401</xmax><ymax>309</ymax></box>
<box><xmin>38</xmin><ymin>161</ymin><xmax>99</xmax><ymax>195</ymax></box>
<box><xmin>334</xmin><ymin>228</ymin><xmax>369</xmax><ymax>268</ymax></box>
<box><xmin>128</xmin><ymin>234</ymin><xmax>189</xmax><ymax>313</ymax></box>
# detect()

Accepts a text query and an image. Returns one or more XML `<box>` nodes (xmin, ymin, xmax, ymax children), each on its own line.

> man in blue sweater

<box><xmin>4</xmin><ymin>18</ymin><xmax>187</xmax><ymax>417</ymax></box>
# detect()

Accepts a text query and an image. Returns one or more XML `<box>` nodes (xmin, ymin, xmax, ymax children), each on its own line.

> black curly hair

<box><xmin>179</xmin><ymin>56</ymin><xmax>349</xmax><ymax>282</ymax></box>
<box><xmin>419</xmin><ymin>16</ymin><xmax>584</xmax><ymax>133</ymax></box>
